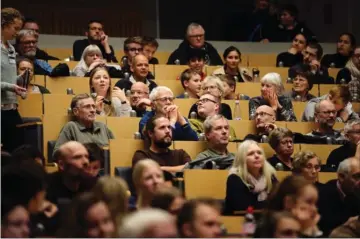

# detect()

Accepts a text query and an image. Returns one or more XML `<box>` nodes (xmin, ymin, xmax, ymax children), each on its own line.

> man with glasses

<box><xmin>139</xmin><ymin>86</ymin><xmax>198</xmax><ymax>141</ymax></box>
<box><xmin>121</xmin><ymin>36</ymin><xmax>144</xmax><ymax>74</ymax></box>
<box><xmin>167</xmin><ymin>23</ymin><xmax>222</xmax><ymax>65</ymax></box>
<box><xmin>130</xmin><ymin>82</ymin><xmax>150</xmax><ymax>117</ymax></box>
<box><xmin>73</xmin><ymin>20</ymin><xmax>118</xmax><ymax>62</ymax></box>
<box><xmin>327</xmin><ymin>120</ymin><xmax>360</xmax><ymax>169</ymax></box>
<box><xmin>245</xmin><ymin>105</ymin><xmax>277</xmax><ymax>142</ymax></box>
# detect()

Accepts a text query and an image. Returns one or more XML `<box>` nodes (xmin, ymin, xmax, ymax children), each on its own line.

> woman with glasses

<box><xmin>268</xmin><ymin>128</ymin><xmax>294</xmax><ymax>171</ymax></box>
<box><xmin>188</xmin><ymin>75</ymin><xmax>233</xmax><ymax>120</ymax></box>
<box><xmin>276</xmin><ymin>33</ymin><xmax>307</xmax><ymax>67</ymax></box>
<box><xmin>249</xmin><ymin>73</ymin><xmax>297</xmax><ymax>121</ymax></box>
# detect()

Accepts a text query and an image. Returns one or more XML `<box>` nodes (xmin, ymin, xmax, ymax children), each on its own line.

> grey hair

<box><xmin>202</xmin><ymin>76</ymin><xmax>225</xmax><ymax>97</ymax></box>
<box><xmin>73</xmin><ymin>45</ymin><xmax>103</xmax><ymax>74</ymax></box>
<box><xmin>149</xmin><ymin>86</ymin><xmax>173</xmax><ymax>102</ymax></box>
<box><xmin>118</xmin><ymin>208</ymin><xmax>174</xmax><ymax>237</ymax></box>
<box><xmin>203</xmin><ymin>114</ymin><xmax>226</xmax><ymax>134</ymax></box>
<box><xmin>260</xmin><ymin>72</ymin><xmax>284</xmax><ymax>95</ymax></box>
<box><xmin>16</xmin><ymin>29</ymin><xmax>37</xmax><ymax>43</ymax></box>
<box><xmin>344</xmin><ymin>119</ymin><xmax>360</xmax><ymax>134</ymax></box>
<box><xmin>337</xmin><ymin>158</ymin><xmax>353</xmax><ymax>175</ymax></box>
<box><xmin>186</xmin><ymin>22</ymin><xmax>205</xmax><ymax>36</ymax></box>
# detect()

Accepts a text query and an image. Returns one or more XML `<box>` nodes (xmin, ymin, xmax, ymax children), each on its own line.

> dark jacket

<box><xmin>321</xmin><ymin>53</ymin><xmax>350</xmax><ymax>69</ymax></box>
<box><xmin>276</xmin><ymin>52</ymin><xmax>303</xmax><ymax>67</ymax></box>
<box><xmin>149</xmin><ymin>57</ymin><xmax>159</xmax><ymax>64</ymax></box>
<box><xmin>336</xmin><ymin>68</ymin><xmax>353</xmax><ymax>84</ymax></box>
<box><xmin>261</xmin><ymin>21</ymin><xmax>316</xmax><ymax>42</ymax></box>
<box><xmin>326</xmin><ymin>142</ymin><xmax>357</xmax><ymax>169</ymax></box>
<box><xmin>35</xmin><ymin>48</ymin><xmax>59</xmax><ymax>61</ymax></box>
<box><xmin>267</xmin><ymin>155</ymin><xmax>293</xmax><ymax>171</ymax></box>
<box><xmin>72</xmin><ymin>39</ymin><xmax>118</xmax><ymax>62</ymax></box>
<box><xmin>167</xmin><ymin>41</ymin><xmax>222</xmax><ymax>66</ymax></box>
<box><xmin>289</xmin><ymin>64</ymin><xmax>333</xmax><ymax>84</ymax></box>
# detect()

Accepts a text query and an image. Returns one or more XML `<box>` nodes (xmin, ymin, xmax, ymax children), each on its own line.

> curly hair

<box><xmin>1</xmin><ymin>8</ymin><xmax>24</xmax><ymax>28</ymax></box>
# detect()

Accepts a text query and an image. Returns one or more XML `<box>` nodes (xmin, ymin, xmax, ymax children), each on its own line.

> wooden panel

<box><xmin>173</xmin><ymin>98</ymin><xmax>198</xmax><ymax>118</ymax></box>
<box><xmin>228</xmin><ymin>120</ymin><xmax>256</xmax><ymax>140</ymax></box>
<box><xmin>155</xmin><ymin>79</ymin><xmax>184</xmax><ymax>97</ymax></box>
<box><xmin>228</xmin><ymin>142</ymin><xmax>238</xmax><ymax>154</ymax></box>
<box><xmin>107</xmin><ymin>117</ymin><xmax>140</xmax><ymax>139</ymax></box>
<box><xmin>46</xmin><ymin>77</ymin><xmax>90</xmax><ymax>95</ymax></box>
<box><xmin>222</xmin><ymin>100</ymin><xmax>249</xmax><ymax>120</ymax></box>
<box><xmin>45</xmin><ymin>48</ymin><xmax>73</xmax><ymax>60</ymax></box>
<box><xmin>353</xmin><ymin>102</ymin><xmax>360</xmax><ymax>114</ymax></box>
<box><xmin>247</xmin><ymin>54</ymin><xmax>277</xmax><ymax>67</ymax></box>
<box><xmin>292</xmin><ymin>101</ymin><xmax>309</xmax><ymax>121</ymax></box>
<box><xmin>285</xmin><ymin>122</ymin><xmax>316</xmax><ymax>135</ymax></box>
<box><xmin>33</xmin><ymin>75</ymin><xmax>46</xmax><ymax>87</ymax></box>
<box><xmin>154</xmin><ymin>65</ymin><xmax>189</xmax><ymax>80</ymax></box>
<box><xmin>17</xmin><ymin>94</ymin><xmax>43</xmax><ymax>118</ymax></box>
<box><xmin>205</xmin><ymin>65</ymin><xmax>223</xmax><ymax>75</ymax></box>
<box><xmin>44</xmin><ymin>94</ymin><xmax>73</xmax><ymax>115</ymax></box>
<box><xmin>319</xmin><ymin>84</ymin><xmax>336</xmax><ymax>96</ymax></box>
<box><xmin>173</xmin><ymin>141</ymin><xmax>207</xmax><ymax>160</ymax></box>
<box><xmin>235</xmin><ymin>83</ymin><xmax>261</xmax><ymax>98</ymax></box>
<box><xmin>221</xmin><ymin>216</ymin><xmax>244</xmax><ymax>234</ymax></box>
<box><xmin>48</xmin><ymin>60</ymin><xmax>78</xmax><ymax>70</ymax></box>
<box><xmin>318</xmin><ymin>172</ymin><xmax>337</xmax><ymax>184</ymax></box>
<box><xmin>328</xmin><ymin>68</ymin><xmax>341</xmax><ymax>79</ymax></box>
<box><xmin>300</xmin><ymin>144</ymin><xmax>342</xmax><ymax>164</ymax></box>
<box><xmin>154</xmin><ymin>51</ymin><xmax>171</xmax><ymax>64</ymax></box>
<box><xmin>256</xmin><ymin>66</ymin><xmax>289</xmax><ymax>82</ymax></box>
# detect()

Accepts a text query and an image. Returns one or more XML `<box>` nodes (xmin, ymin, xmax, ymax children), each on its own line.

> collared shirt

<box><xmin>195</xmin><ymin>148</ymin><xmax>235</xmax><ymax>161</ymax></box>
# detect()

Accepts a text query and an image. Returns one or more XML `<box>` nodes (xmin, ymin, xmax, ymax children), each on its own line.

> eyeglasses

<box><xmin>188</xmin><ymin>34</ymin><xmax>204</xmax><ymax>39</ymax></box>
<box><xmin>154</xmin><ymin>97</ymin><xmax>174</xmax><ymax>103</ymax></box>
<box><xmin>128</xmin><ymin>47</ymin><xmax>143</xmax><ymax>52</ymax></box>
<box><xmin>254</xmin><ymin>112</ymin><xmax>273</xmax><ymax>117</ymax></box>
<box><xmin>20</xmin><ymin>40</ymin><xmax>38</xmax><ymax>45</ymax></box>
<box><xmin>130</xmin><ymin>90</ymin><xmax>148</xmax><ymax>96</ymax></box>
<box><xmin>304</xmin><ymin>164</ymin><xmax>321</xmax><ymax>171</ymax></box>
<box><xmin>202</xmin><ymin>85</ymin><xmax>218</xmax><ymax>91</ymax></box>
<box><xmin>196</xmin><ymin>98</ymin><xmax>217</xmax><ymax>105</ymax></box>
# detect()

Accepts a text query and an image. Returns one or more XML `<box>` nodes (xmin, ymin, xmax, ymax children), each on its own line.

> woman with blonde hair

<box><xmin>225</xmin><ymin>140</ymin><xmax>277</xmax><ymax>214</ymax></box>
<box><xmin>89</xmin><ymin>66</ymin><xmax>131</xmax><ymax>116</ymax></box>
<box><xmin>92</xmin><ymin>176</ymin><xmax>129</xmax><ymax>227</ymax></box>
<box><xmin>132</xmin><ymin>159</ymin><xmax>165</xmax><ymax>210</ymax></box>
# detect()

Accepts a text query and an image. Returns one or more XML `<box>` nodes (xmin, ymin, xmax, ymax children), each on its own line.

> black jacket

<box><xmin>336</xmin><ymin>68</ymin><xmax>353</xmax><ymax>84</ymax></box>
<box><xmin>72</xmin><ymin>39</ymin><xmax>118</xmax><ymax>62</ymax></box>
<box><xmin>326</xmin><ymin>142</ymin><xmax>357</xmax><ymax>169</ymax></box>
<box><xmin>276</xmin><ymin>52</ymin><xmax>303</xmax><ymax>67</ymax></box>
<box><xmin>261</xmin><ymin>21</ymin><xmax>316</xmax><ymax>42</ymax></box>
<box><xmin>35</xmin><ymin>48</ymin><xmax>59</xmax><ymax>61</ymax></box>
<box><xmin>321</xmin><ymin>53</ymin><xmax>350</xmax><ymax>68</ymax></box>
<box><xmin>167</xmin><ymin>40</ymin><xmax>222</xmax><ymax>66</ymax></box>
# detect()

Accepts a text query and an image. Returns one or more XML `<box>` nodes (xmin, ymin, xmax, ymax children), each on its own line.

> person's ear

<box><xmin>73</xmin><ymin>107</ymin><xmax>79</xmax><ymax>116</ymax></box>
<box><xmin>58</xmin><ymin>159</ymin><xmax>65</xmax><ymax>171</ymax></box>
<box><xmin>230</xmin><ymin>85</ymin><xmax>235</xmax><ymax>93</ymax></box>
<box><xmin>215</xmin><ymin>103</ymin><xmax>220</xmax><ymax>113</ymax></box>
<box><xmin>85</xmin><ymin>31</ymin><xmax>89</xmax><ymax>37</ymax></box>
<box><xmin>183</xmin><ymin>80</ymin><xmax>189</xmax><ymax>89</ymax></box>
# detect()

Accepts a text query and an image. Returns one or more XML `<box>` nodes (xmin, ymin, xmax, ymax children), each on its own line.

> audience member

<box><xmin>177</xmin><ymin>198</ymin><xmax>222</xmax><ymax>238</ymax></box>
<box><xmin>268</xmin><ymin>127</ymin><xmax>294</xmax><ymax>171</ymax></box>
<box><xmin>1</xmin><ymin>8</ymin><xmax>26</xmax><ymax>153</ymax></box>
<box><xmin>284</xmin><ymin>63</ymin><xmax>315</xmax><ymax>101</ymax></box>
<box><xmin>167</xmin><ymin>22</ymin><xmax>222</xmax><ymax>65</ymax></box>
<box><xmin>83</xmin><ymin>143</ymin><xmax>104</xmax><ymax>177</ymax></box>
<box><xmin>121</xmin><ymin>36</ymin><xmax>143</xmax><ymax>74</ymax></box>
<box><xmin>142</xmin><ymin>36</ymin><xmax>159</xmax><ymax>64</ymax></box>
<box><xmin>318</xmin><ymin>157</ymin><xmax>360</xmax><ymax>236</ymax></box>
<box><xmin>249</xmin><ymin>73</ymin><xmax>297</xmax><ymax>121</ymax></box>
<box><xmin>139</xmin><ymin>86</ymin><xmax>198</xmax><ymax>141</ymax></box>
<box><xmin>322</xmin><ymin>33</ymin><xmax>356</xmax><ymax>68</ymax></box>
<box><xmin>89</xmin><ymin>66</ymin><xmax>131</xmax><ymax>116</ymax></box>
<box><xmin>225</xmin><ymin>140</ymin><xmax>276</xmax><ymax>213</ymax></box>
<box><xmin>327</xmin><ymin>120</ymin><xmax>360</xmax><ymax>169</ymax></box>
<box><xmin>245</xmin><ymin>105</ymin><xmax>277</xmax><ymax>142</ymax></box>
<box><xmin>1</xmin><ymin>200</ymin><xmax>30</xmax><ymax>238</ymax></box>
<box><xmin>22</xmin><ymin>18</ymin><xmax>59</xmax><ymax>61</ymax></box>
<box><xmin>129</xmin><ymin>82</ymin><xmax>150</xmax><ymax>117</ymax></box>
<box><xmin>73</xmin><ymin>20</ymin><xmax>117</xmax><ymax>62</ymax></box>
<box><xmin>267</xmin><ymin>175</ymin><xmax>322</xmax><ymax>237</ymax></box>
<box><xmin>119</xmin><ymin>208</ymin><xmax>177</xmax><ymax>237</ymax></box>
<box><xmin>276</xmin><ymin>33</ymin><xmax>307</xmax><ymax>67</ymax></box>
<box><xmin>336</xmin><ymin>45</ymin><xmax>360</xmax><ymax>88</ymax></box>
<box><xmin>302</xmin><ymin>85</ymin><xmax>359</xmax><ymax>122</ymax></box>
<box><xmin>151</xmin><ymin>186</ymin><xmax>185</xmax><ymax>216</ymax></box>
<box><xmin>188</xmin><ymin>75</ymin><xmax>233</xmax><ymax>120</ymax></box>
<box><xmin>217</xmin><ymin>74</ymin><xmax>244</xmax><ymax>100</ymax></box>
<box><xmin>185</xmin><ymin>47</ymin><xmax>207</xmax><ymax>80</ymax></box>
<box><xmin>329</xmin><ymin>214</ymin><xmax>360</xmax><ymax>238</ymax></box>
<box><xmin>53</xmin><ymin>94</ymin><xmax>114</xmax><ymax>153</ymax></box>
<box><xmin>213</xmin><ymin>46</ymin><xmax>253</xmax><ymax>82</ymax></box>
<box><xmin>16</xmin><ymin>57</ymin><xmax>50</xmax><ymax>94</ymax></box>
<box><xmin>177</xmin><ymin>68</ymin><xmax>201</xmax><ymax>99</ymax></box>
<box><xmin>132</xmin><ymin>159</ymin><xmax>166</xmax><ymax>209</ymax></box>
<box><xmin>57</xmin><ymin>192</ymin><xmax>116</xmax><ymax>237</ymax></box>
<box><xmin>11</xmin><ymin>144</ymin><xmax>45</xmax><ymax>166</ymax></box>
<box><xmin>115</xmin><ymin>54</ymin><xmax>157</xmax><ymax>92</ymax></box>
<box><xmin>92</xmin><ymin>176</ymin><xmax>129</xmax><ymax>227</ymax></box>
<box><xmin>133</xmin><ymin>115</ymin><xmax>191</xmax><ymax>172</ymax></box>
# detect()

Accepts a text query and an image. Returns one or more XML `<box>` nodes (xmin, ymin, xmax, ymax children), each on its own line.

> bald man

<box><xmin>130</xmin><ymin>82</ymin><xmax>151</xmax><ymax>117</ymax></box>
<box><xmin>115</xmin><ymin>54</ymin><xmax>157</xmax><ymax>92</ymax></box>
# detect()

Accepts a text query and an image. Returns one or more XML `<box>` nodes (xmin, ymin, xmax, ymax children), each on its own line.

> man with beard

<box><xmin>132</xmin><ymin>115</ymin><xmax>191</xmax><ymax>173</ymax></box>
<box><xmin>72</xmin><ymin>20</ymin><xmax>117</xmax><ymax>62</ymax></box>
<box><xmin>129</xmin><ymin>82</ymin><xmax>150</xmax><ymax>117</ymax></box>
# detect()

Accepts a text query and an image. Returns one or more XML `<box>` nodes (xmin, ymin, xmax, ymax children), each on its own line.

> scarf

<box><xmin>346</xmin><ymin>59</ymin><xmax>360</xmax><ymax>81</ymax></box>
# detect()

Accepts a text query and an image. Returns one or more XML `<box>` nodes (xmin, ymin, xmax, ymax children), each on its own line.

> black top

<box><xmin>188</xmin><ymin>102</ymin><xmax>232</xmax><ymax>120</ymax></box>
<box><xmin>84</xmin><ymin>66</ymin><xmax>124</xmax><ymax>79</ymax></box>
<box><xmin>336</xmin><ymin>68</ymin><xmax>352</xmax><ymax>84</ymax></box>
<box><xmin>326</xmin><ymin>142</ymin><xmax>357</xmax><ymax>169</ymax></box>
<box><xmin>276</xmin><ymin>52</ymin><xmax>303</xmax><ymax>67</ymax></box>
<box><xmin>115</xmin><ymin>78</ymin><xmax>158</xmax><ymax>93</ymax></box>
<box><xmin>321</xmin><ymin>53</ymin><xmax>350</xmax><ymax>68</ymax></box>
<box><xmin>167</xmin><ymin>40</ymin><xmax>223</xmax><ymax>66</ymax></box>
<box><xmin>267</xmin><ymin>155</ymin><xmax>293</xmax><ymax>171</ymax></box>
<box><xmin>35</xmin><ymin>48</ymin><xmax>59</xmax><ymax>61</ymax></box>
<box><xmin>149</xmin><ymin>57</ymin><xmax>159</xmax><ymax>64</ymax></box>
<box><xmin>132</xmin><ymin>106</ymin><xmax>148</xmax><ymax>118</ymax></box>
<box><xmin>289</xmin><ymin>64</ymin><xmax>333</xmax><ymax>84</ymax></box>
<box><xmin>72</xmin><ymin>39</ymin><xmax>118</xmax><ymax>62</ymax></box>
<box><xmin>261</xmin><ymin>21</ymin><xmax>315</xmax><ymax>42</ymax></box>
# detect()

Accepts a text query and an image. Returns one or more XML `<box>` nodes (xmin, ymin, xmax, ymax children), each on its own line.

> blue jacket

<box><xmin>139</xmin><ymin>111</ymin><xmax>198</xmax><ymax>141</ymax></box>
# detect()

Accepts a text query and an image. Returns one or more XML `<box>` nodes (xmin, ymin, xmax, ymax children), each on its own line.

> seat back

<box><xmin>154</xmin><ymin>65</ymin><xmax>189</xmax><ymax>80</ymax></box>
<box><xmin>43</xmin><ymin>94</ymin><xmax>73</xmax><ymax>115</ymax></box>
<box><xmin>17</xmin><ymin>94</ymin><xmax>43</xmax><ymax>118</ymax></box>
<box><xmin>46</xmin><ymin>77</ymin><xmax>90</xmax><ymax>95</ymax></box>
<box><xmin>107</xmin><ymin>117</ymin><xmax>140</xmax><ymax>139</ymax></box>
<box><xmin>299</xmin><ymin>144</ymin><xmax>342</xmax><ymax>164</ymax></box>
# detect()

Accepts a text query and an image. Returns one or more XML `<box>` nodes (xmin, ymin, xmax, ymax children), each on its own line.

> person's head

<box><xmin>119</xmin><ymin>208</ymin><xmax>177</xmax><ymax>237</ymax></box>
<box><xmin>1</xmin><ymin>200</ymin><xmax>30</xmax><ymax>238</ymax></box>
<box><xmin>328</xmin><ymin>85</ymin><xmax>351</xmax><ymax>112</ymax></box>
<box><xmin>58</xmin><ymin>192</ymin><xmax>115</xmax><ymax>238</ymax></box>
<box><xmin>81</xmin><ymin>44</ymin><xmax>103</xmax><ymax>67</ymax></box>
<box><xmin>217</xmin><ymin>74</ymin><xmax>236</xmax><ymax>99</ymax></box>
<box><xmin>131</xmin><ymin>54</ymin><xmax>149</xmax><ymax>79</ymax></box>
<box><xmin>186</xmin><ymin>23</ymin><xmax>205</xmax><ymax>48</ymax></box>
<box><xmin>223</xmin><ymin>46</ymin><xmax>242</xmax><ymax>69</ymax></box>
<box><xmin>232</xmin><ymin>140</ymin><xmax>275</xmax><ymax>191</ymax></box>
<box><xmin>197</xmin><ymin>93</ymin><xmax>220</xmax><ymax>119</ymax></box>
<box><xmin>351</xmin><ymin>46</ymin><xmax>360</xmax><ymax>70</ymax></box>
<box><xmin>201</xmin><ymin>75</ymin><xmax>225</xmax><ymax>98</ymax></box>
<box><xmin>16</xmin><ymin>57</ymin><xmax>34</xmax><ymax>81</ymax></box>
<box><xmin>269</xmin><ymin>128</ymin><xmax>294</xmax><ymax>158</ymax></box>
<box><xmin>15</xmin><ymin>29</ymin><xmax>38</xmax><ymax>58</ymax></box>
<box><xmin>337</xmin><ymin>157</ymin><xmax>360</xmax><ymax>195</ymax></box>
<box><xmin>180</xmin><ymin>68</ymin><xmax>202</xmax><ymax>96</ymax></box>
<box><xmin>86</xmin><ymin>20</ymin><xmax>103</xmax><ymax>42</ymax></box>
<box><xmin>142</xmin><ymin>36</ymin><xmax>159</xmax><ymax>61</ymax></box>
<box><xmin>344</xmin><ymin>120</ymin><xmax>360</xmax><ymax>145</ymax></box>
<box><xmin>92</xmin><ymin>176</ymin><xmax>129</xmax><ymax>226</ymax></box>
<box><xmin>292</xmin><ymin>151</ymin><xmax>321</xmax><ymax>183</ymax></box>
<box><xmin>2</xmin><ymin>160</ymin><xmax>47</xmax><ymax>214</ymax></box>
<box><xmin>255</xmin><ymin>105</ymin><xmax>276</xmax><ymax>130</ymax></box>
<box><xmin>123</xmin><ymin>36</ymin><xmax>143</xmax><ymax>59</ymax></box>
<box><xmin>291</xmin><ymin>33</ymin><xmax>307</xmax><ymax>53</ymax></box>
<box><xmin>145</xmin><ymin>116</ymin><xmax>172</xmax><ymax>149</ymax></box>
<box><xmin>11</xmin><ymin>144</ymin><xmax>45</xmax><ymax>167</ymax></box>
<box><xmin>23</xmin><ymin>18</ymin><xmax>39</xmax><ymax>37</ymax></box>
<box><xmin>187</xmin><ymin>48</ymin><xmax>206</xmax><ymax>74</ymax></box>
<box><xmin>151</xmin><ymin>186</ymin><xmax>185</xmax><ymax>216</ymax></box>
<box><xmin>314</xmin><ymin>100</ymin><xmax>337</xmax><ymax>129</ymax></box>
<box><xmin>83</xmin><ymin>143</ymin><xmax>104</xmax><ymax>178</ymax></box>
<box><xmin>303</xmin><ymin>42</ymin><xmax>323</xmax><ymax>63</ymax></box>
<box><xmin>261</xmin><ymin>72</ymin><xmax>284</xmax><ymax>96</ymax></box>
<box><xmin>204</xmin><ymin>114</ymin><xmax>230</xmax><ymax>147</ymax></box>
<box><xmin>130</xmin><ymin>82</ymin><xmax>149</xmax><ymax>107</ymax></box>
<box><xmin>254</xmin><ymin>211</ymin><xmax>301</xmax><ymax>238</ymax></box>
<box><xmin>70</xmin><ymin>94</ymin><xmax>96</xmax><ymax>124</ymax></box>
<box><xmin>292</xmin><ymin>64</ymin><xmax>313</xmax><ymax>95</ymax></box>
<box><xmin>279</xmin><ymin>4</ymin><xmax>298</xmax><ymax>27</ymax></box>
<box><xmin>89</xmin><ymin>66</ymin><xmax>111</xmax><ymax>99</ymax></box>
<box><xmin>255</xmin><ymin>0</ymin><xmax>270</xmax><ymax>10</ymax></box>
<box><xmin>54</xmin><ymin>141</ymin><xmax>89</xmax><ymax>180</ymax></box>
<box><xmin>337</xmin><ymin>33</ymin><xmax>356</xmax><ymax>56</ymax></box>
<box><xmin>1</xmin><ymin>8</ymin><xmax>24</xmax><ymax>41</ymax></box>
<box><xmin>149</xmin><ymin>86</ymin><xmax>174</xmax><ymax>115</ymax></box>
<box><xmin>177</xmin><ymin>198</ymin><xmax>222</xmax><ymax>238</ymax></box>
